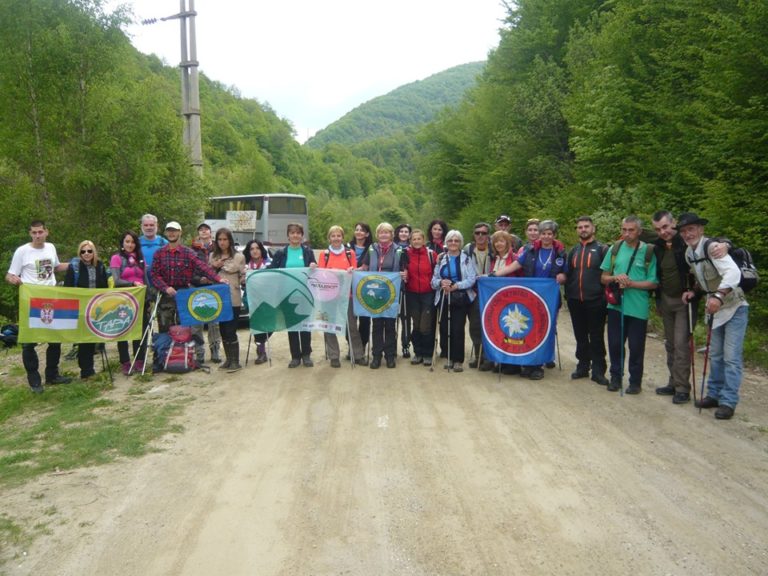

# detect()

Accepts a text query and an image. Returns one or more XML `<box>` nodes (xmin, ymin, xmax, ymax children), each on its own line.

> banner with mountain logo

<box><xmin>477</xmin><ymin>277</ymin><xmax>559</xmax><ymax>366</ymax></box>
<box><xmin>18</xmin><ymin>285</ymin><xmax>145</xmax><ymax>343</ymax></box>
<box><xmin>245</xmin><ymin>268</ymin><xmax>352</xmax><ymax>334</ymax></box>
<box><xmin>175</xmin><ymin>284</ymin><xmax>233</xmax><ymax>326</ymax></box>
<box><xmin>351</xmin><ymin>271</ymin><xmax>401</xmax><ymax>318</ymax></box>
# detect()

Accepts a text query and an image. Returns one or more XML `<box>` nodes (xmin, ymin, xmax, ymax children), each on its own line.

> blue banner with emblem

<box><xmin>477</xmin><ymin>277</ymin><xmax>559</xmax><ymax>365</ymax></box>
<box><xmin>352</xmin><ymin>271</ymin><xmax>401</xmax><ymax>318</ymax></box>
<box><xmin>175</xmin><ymin>284</ymin><xmax>233</xmax><ymax>326</ymax></box>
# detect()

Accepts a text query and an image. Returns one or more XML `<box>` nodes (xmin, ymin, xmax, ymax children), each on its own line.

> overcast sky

<box><xmin>117</xmin><ymin>0</ymin><xmax>507</xmax><ymax>142</ymax></box>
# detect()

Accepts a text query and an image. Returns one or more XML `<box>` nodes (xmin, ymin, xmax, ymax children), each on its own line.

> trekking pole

<box><xmin>555</xmin><ymin>328</ymin><xmax>562</xmax><ymax>371</ymax></box>
<box><xmin>430</xmin><ymin>293</ymin><xmax>445</xmax><ymax>372</ymax></box>
<box><xmin>699</xmin><ymin>312</ymin><xmax>715</xmax><ymax>414</ymax></box>
<box><xmin>348</xmin><ymin>320</ymin><xmax>356</xmax><ymax>369</ymax></box>
<box><xmin>402</xmin><ymin>290</ymin><xmax>411</xmax><ymax>356</ymax></box>
<box><xmin>132</xmin><ymin>293</ymin><xmax>160</xmax><ymax>376</ymax></box>
<box><xmin>445</xmin><ymin>289</ymin><xmax>452</xmax><ymax>371</ymax></box>
<box><xmin>245</xmin><ymin>332</ymin><xmax>252</xmax><ymax>364</ymax></box>
<box><xmin>688</xmin><ymin>300</ymin><xmax>697</xmax><ymax>405</ymax></box>
<box><xmin>619</xmin><ymin>298</ymin><xmax>625</xmax><ymax>397</ymax></box>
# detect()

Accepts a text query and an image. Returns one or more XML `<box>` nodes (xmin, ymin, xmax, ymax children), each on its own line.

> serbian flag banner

<box><xmin>245</xmin><ymin>268</ymin><xmax>352</xmax><ymax>334</ymax></box>
<box><xmin>477</xmin><ymin>277</ymin><xmax>560</xmax><ymax>366</ymax></box>
<box><xmin>351</xmin><ymin>271</ymin><xmax>401</xmax><ymax>319</ymax></box>
<box><xmin>19</xmin><ymin>285</ymin><xmax>145</xmax><ymax>343</ymax></box>
<box><xmin>175</xmin><ymin>284</ymin><xmax>233</xmax><ymax>326</ymax></box>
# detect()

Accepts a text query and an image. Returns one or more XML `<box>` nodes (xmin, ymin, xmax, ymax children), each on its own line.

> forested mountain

<box><xmin>306</xmin><ymin>62</ymin><xmax>485</xmax><ymax>148</ymax></box>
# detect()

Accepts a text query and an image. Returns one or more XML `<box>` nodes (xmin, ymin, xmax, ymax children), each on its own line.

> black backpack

<box><xmin>695</xmin><ymin>238</ymin><xmax>759</xmax><ymax>293</ymax></box>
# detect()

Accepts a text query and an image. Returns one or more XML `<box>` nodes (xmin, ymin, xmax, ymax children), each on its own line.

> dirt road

<box><xmin>3</xmin><ymin>314</ymin><xmax>768</xmax><ymax>575</ymax></box>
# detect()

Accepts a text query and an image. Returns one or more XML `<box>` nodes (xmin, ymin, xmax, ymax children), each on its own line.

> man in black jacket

<box><xmin>565</xmin><ymin>216</ymin><xmax>609</xmax><ymax>385</ymax></box>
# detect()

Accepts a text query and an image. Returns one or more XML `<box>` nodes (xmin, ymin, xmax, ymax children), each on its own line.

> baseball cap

<box><xmin>165</xmin><ymin>221</ymin><xmax>182</xmax><ymax>231</ymax></box>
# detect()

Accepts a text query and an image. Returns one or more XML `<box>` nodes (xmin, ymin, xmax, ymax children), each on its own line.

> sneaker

<box><xmin>254</xmin><ymin>353</ymin><xmax>268</xmax><ymax>365</ymax></box>
<box><xmin>591</xmin><ymin>374</ymin><xmax>609</xmax><ymax>386</ymax></box>
<box><xmin>672</xmin><ymin>392</ymin><xmax>691</xmax><ymax>404</ymax></box>
<box><xmin>695</xmin><ymin>396</ymin><xmax>719</xmax><ymax>409</ymax></box>
<box><xmin>452</xmin><ymin>363</ymin><xmax>464</xmax><ymax>373</ymax></box>
<box><xmin>121</xmin><ymin>362</ymin><xmax>132</xmax><ymax>376</ymax></box>
<box><xmin>528</xmin><ymin>367</ymin><xmax>545</xmax><ymax>380</ymax></box>
<box><xmin>302</xmin><ymin>356</ymin><xmax>314</xmax><ymax>367</ymax></box>
<box><xmin>422</xmin><ymin>359</ymin><xmax>432</xmax><ymax>367</ymax></box>
<box><xmin>330</xmin><ymin>358</ymin><xmax>341</xmax><ymax>368</ymax></box>
<box><xmin>625</xmin><ymin>384</ymin><xmax>642</xmax><ymax>395</ymax></box>
<box><xmin>46</xmin><ymin>375</ymin><xmax>72</xmax><ymax>385</ymax></box>
<box><xmin>288</xmin><ymin>358</ymin><xmax>301</xmax><ymax>368</ymax></box>
<box><xmin>655</xmin><ymin>385</ymin><xmax>675</xmax><ymax>396</ymax></box>
<box><xmin>411</xmin><ymin>356</ymin><xmax>423</xmax><ymax>365</ymax></box>
<box><xmin>134</xmin><ymin>360</ymin><xmax>145</xmax><ymax>373</ymax></box>
<box><xmin>715</xmin><ymin>405</ymin><xmax>735</xmax><ymax>420</ymax></box>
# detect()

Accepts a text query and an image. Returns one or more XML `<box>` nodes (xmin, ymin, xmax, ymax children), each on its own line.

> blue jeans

<box><xmin>706</xmin><ymin>305</ymin><xmax>748</xmax><ymax>408</ymax></box>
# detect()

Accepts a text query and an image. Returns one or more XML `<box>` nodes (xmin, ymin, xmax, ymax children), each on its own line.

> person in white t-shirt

<box><xmin>6</xmin><ymin>220</ymin><xmax>72</xmax><ymax>393</ymax></box>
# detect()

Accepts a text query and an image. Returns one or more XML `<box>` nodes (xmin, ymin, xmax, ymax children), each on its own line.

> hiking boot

<box><xmin>591</xmin><ymin>373</ymin><xmax>609</xmax><ymax>386</ymax></box>
<box><xmin>80</xmin><ymin>371</ymin><xmax>96</xmax><ymax>380</ymax></box>
<box><xmin>402</xmin><ymin>348</ymin><xmax>410</xmax><ymax>359</ymax></box>
<box><xmin>302</xmin><ymin>355</ymin><xmax>313</xmax><ymax>367</ymax></box>
<box><xmin>210</xmin><ymin>344</ymin><xmax>221</xmax><ymax>364</ymax></box>
<box><xmin>28</xmin><ymin>372</ymin><xmax>44</xmax><ymax>394</ymax></box>
<box><xmin>330</xmin><ymin>358</ymin><xmax>341</xmax><ymax>368</ymax></box>
<box><xmin>46</xmin><ymin>375</ymin><xmax>71</xmax><ymax>385</ymax></box>
<box><xmin>695</xmin><ymin>396</ymin><xmax>719</xmax><ymax>409</ymax></box>
<box><xmin>370</xmin><ymin>357</ymin><xmax>381</xmax><ymax>369</ymax></box>
<box><xmin>655</xmin><ymin>385</ymin><xmax>675</xmax><ymax>396</ymax></box>
<box><xmin>520</xmin><ymin>366</ymin><xmax>532</xmax><ymax>377</ymax></box>
<box><xmin>625</xmin><ymin>384</ymin><xmax>642</xmax><ymax>395</ymax></box>
<box><xmin>715</xmin><ymin>405</ymin><xmax>735</xmax><ymax>420</ymax></box>
<box><xmin>355</xmin><ymin>357</ymin><xmax>369</xmax><ymax>366</ymax></box>
<box><xmin>386</xmin><ymin>357</ymin><xmax>396</xmax><ymax>369</ymax></box>
<box><xmin>288</xmin><ymin>358</ymin><xmax>301</xmax><ymax>368</ymax></box>
<box><xmin>121</xmin><ymin>362</ymin><xmax>132</xmax><ymax>376</ymax></box>
<box><xmin>468</xmin><ymin>359</ymin><xmax>479</xmax><ymax>369</ymax></box>
<box><xmin>479</xmin><ymin>361</ymin><xmax>495</xmax><ymax>372</ymax></box>
<box><xmin>411</xmin><ymin>356</ymin><xmax>423</xmax><ymax>365</ymax></box>
<box><xmin>29</xmin><ymin>382</ymin><xmax>44</xmax><ymax>394</ymax></box>
<box><xmin>571</xmin><ymin>367</ymin><xmax>590</xmax><ymax>380</ymax></box>
<box><xmin>545</xmin><ymin>361</ymin><xmax>556</xmax><ymax>369</ymax></box>
<box><xmin>607</xmin><ymin>376</ymin><xmax>621</xmax><ymax>392</ymax></box>
<box><xmin>672</xmin><ymin>392</ymin><xmax>691</xmax><ymax>404</ymax></box>
<box><xmin>226</xmin><ymin>342</ymin><xmax>242</xmax><ymax>373</ymax></box>
<box><xmin>528</xmin><ymin>367</ymin><xmax>545</xmax><ymax>380</ymax></box>
<box><xmin>501</xmin><ymin>364</ymin><xmax>521</xmax><ymax>375</ymax></box>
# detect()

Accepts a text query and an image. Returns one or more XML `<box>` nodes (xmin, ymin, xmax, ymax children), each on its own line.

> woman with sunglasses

<box><xmin>64</xmin><ymin>240</ymin><xmax>109</xmax><ymax>380</ymax></box>
<box><xmin>110</xmin><ymin>231</ymin><xmax>148</xmax><ymax>375</ymax></box>
<box><xmin>430</xmin><ymin>230</ymin><xmax>476</xmax><ymax>372</ymax></box>
<box><xmin>209</xmin><ymin>228</ymin><xmax>245</xmax><ymax>372</ymax></box>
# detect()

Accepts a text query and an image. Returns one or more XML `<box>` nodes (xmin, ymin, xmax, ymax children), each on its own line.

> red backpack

<box><xmin>163</xmin><ymin>326</ymin><xmax>208</xmax><ymax>373</ymax></box>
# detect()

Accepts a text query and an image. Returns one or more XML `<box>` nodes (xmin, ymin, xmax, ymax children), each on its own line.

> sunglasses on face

<box><xmin>474</xmin><ymin>231</ymin><xmax>488</xmax><ymax>236</ymax></box>
<box><xmin>80</xmin><ymin>249</ymin><xmax>93</xmax><ymax>254</ymax></box>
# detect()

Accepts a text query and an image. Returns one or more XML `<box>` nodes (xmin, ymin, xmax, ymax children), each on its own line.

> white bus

<box><xmin>203</xmin><ymin>194</ymin><xmax>309</xmax><ymax>249</ymax></box>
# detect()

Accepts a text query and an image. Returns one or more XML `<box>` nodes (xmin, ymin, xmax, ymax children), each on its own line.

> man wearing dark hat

<box><xmin>651</xmin><ymin>211</ymin><xmax>728</xmax><ymax>404</ymax></box>
<box><xmin>190</xmin><ymin>222</ymin><xmax>222</xmax><ymax>363</ymax></box>
<box><xmin>680</xmin><ymin>212</ymin><xmax>748</xmax><ymax>420</ymax></box>
<box><xmin>494</xmin><ymin>215</ymin><xmax>522</xmax><ymax>251</ymax></box>
<box><xmin>151</xmin><ymin>221</ymin><xmax>228</xmax><ymax>333</ymax></box>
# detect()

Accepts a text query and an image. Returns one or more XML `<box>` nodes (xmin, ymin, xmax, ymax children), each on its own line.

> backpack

<box><xmin>607</xmin><ymin>241</ymin><xmax>653</xmax><ymax>274</ymax></box>
<box><xmin>163</xmin><ymin>325</ymin><xmax>204</xmax><ymax>373</ymax></box>
<box><xmin>0</xmin><ymin>324</ymin><xmax>18</xmax><ymax>348</ymax></box>
<box><xmin>323</xmin><ymin>248</ymin><xmax>353</xmax><ymax>267</ymax></box>
<box><xmin>693</xmin><ymin>238</ymin><xmax>759</xmax><ymax>293</ymax></box>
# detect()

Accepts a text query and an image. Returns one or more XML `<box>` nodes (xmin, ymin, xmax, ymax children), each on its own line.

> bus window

<box><xmin>267</xmin><ymin>196</ymin><xmax>307</xmax><ymax>215</ymax></box>
<box><xmin>206</xmin><ymin>197</ymin><xmax>264</xmax><ymax>220</ymax></box>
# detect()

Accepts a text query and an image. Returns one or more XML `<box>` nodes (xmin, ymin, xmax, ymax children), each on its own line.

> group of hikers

<box><xmin>6</xmin><ymin>209</ymin><xmax>749</xmax><ymax>420</ymax></box>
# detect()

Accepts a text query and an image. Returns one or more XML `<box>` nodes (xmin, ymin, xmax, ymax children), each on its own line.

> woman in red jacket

<box><xmin>404</xmin><ymin>229</ymin><xmax>438</xmax><ymax>366</ymax></box>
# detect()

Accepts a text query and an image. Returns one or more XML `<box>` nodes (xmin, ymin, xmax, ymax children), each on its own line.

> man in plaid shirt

<box><xmin>151</xmin><ymin>221</ymin><xmax>228</xmax><ymax>333</ymax></box>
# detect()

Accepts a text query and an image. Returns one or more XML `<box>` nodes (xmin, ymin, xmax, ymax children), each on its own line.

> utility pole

<box><xmin>142</xmin><ymin>0</ymin><xmax>203</xmax><ymax>175</ymax></box>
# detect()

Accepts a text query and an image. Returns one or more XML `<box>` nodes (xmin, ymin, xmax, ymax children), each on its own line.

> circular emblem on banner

<box><xmin>482</xmin><ymin>285</ymin><xmax>551</xmax><ymax>357</ymax></box>
<box><xmin>188</xmin><ymin>288</ymin><xmax>223</xmax><ymax>323</ymax></box>
<box><xmin>85</xmin><ymin>292</ymin><xmax>140</xmax><ymax>339</ymax></box>
<box><xmin>356</xmin><ymin>274</ymin><xmax>397</xmax><ymax>314</ymax></box>
<box><xmin>308</xmin><ymin>270</ymin><xmax>342</xmax><ymax>302</ymax></box>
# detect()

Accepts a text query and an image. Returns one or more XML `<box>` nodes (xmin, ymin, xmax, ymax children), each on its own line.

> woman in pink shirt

<box><xmin>110</xmin><ymin>231</ymin><xmax>148</xmax><ymax>375</ymax></box>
